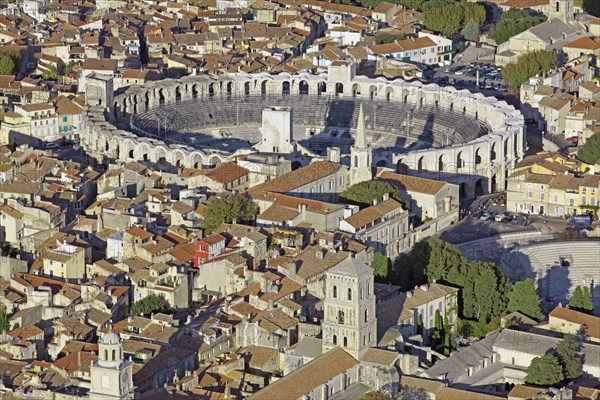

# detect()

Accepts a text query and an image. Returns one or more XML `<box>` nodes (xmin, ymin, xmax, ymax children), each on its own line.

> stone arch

<box><xmin>385</xmin><ymin>86</ymin><xmax>394</xmax><ymax>101</ymax></box>
<box><xmin>317</xmin><ymin>81</ymin><xmax>327</xmax><ymax>95</ymax></box>
<box><xmin>438</xmin><ymin>154</ymin><xmax>445</xmax><ymax>171</ymax></box>
<box><xmin>417</xmin><ymin>156</ymin><xmax>425</xmax><ymax>172</ymax></box>
<box><xmin>282</xmin><ymin>81</ymin><xmax>291</xmax><ymax>95</ymax></box>
<box><xmin>138</xmin><ymin>142</ymin><xmax>151</xmax><ymax>161</ymax></box>
<box><xmin>459</xmin><ymin>182</ymin><xmax>467</xmax><ymax>198</ymax></box>
<box><xmin>504</xmin><ymin>138</ymin><xmax>509</xmax><ymax>157</ymax></box>
<box><xmin>490</xmin><ymin>143</ymin><xmax>497</xmax><ymax>161</ymax></box>
<box><xmin>352</xmin><ymin>83</ymin><xmax>360</xmax><ymax>97</ymax></box>
<box><xmin>122</xmin><ymin>139</ymin><xmax>135</xmax><ymax>159</ymax></box>
<box><xmin>158</xmin><ymin>88</ymin><xmax>165</xmax><ymax>105</ymax></box>
<box><xmin>175</xmin><ymin>85</ymin><xmax>182</xmax><ymax>102</ymax></box>
<box><xmin>335</xmin><ymin>82</ymin><xmax>344</xmax><ymax>96</ymax></box>
<box><xmin>192</xmin><ymin>84</ymin><xmax>199</xmax><ymax>99</ymax></box>
<box><xmin>144</xmin><ymin>91</ymin><xmax>150</xmax><ymax>109</ymax></box>
<box><xmin>261</xmin><ymin>80</ymin><xmax>268</xmax><ymax>95</ymax></box>
<box><xmin>226</xmin><ymin>81</ymin><xmax>233</xmax><ymax>96</ymax></box>
<box><xmin>155</xmin><ymin>146</ymin><xmax>168</xmax><ymax>165</ymax></box>
<box><xmin>475</xmin><ymin>148</ymin><xmax>482</xmax><ymax>165</ymax></box>
<box><xmin>475</xmin><ymin>178</ymin><xmax>484</xmax><ymax>197</ymax></box>
<box><xmin>209</xmin><ymin>82</ymin><xmax>215</xmax><ymax>97</ymax></box>
<box><xmin>173</xmin><ymin>150</ymin><xmax>185</xmax><ymax>168</ymax></box>
<box><xmin>244</xmin><ymin>81</ymin><xmax>251</xmax><ymax>95</ymax></box>
<box><xmin>491</xmin><ymin>174</ymin><xmax>497</xmax><ymax>193</ymax></box>
<box><xmin>299</xmin><ymin>80</ymin><xmax>309</xmax><ymax>95</ymax></box>
<box><xmin>456</xmin><ymin>151</ymin><xmax>463</xmax><ymax>168</ymax></box>
<box><xmin>209</xmin><ymin>155</ymin><xmax>221</xmax><ymax>166</ymax></box>
<box><xmin>396</xmin><ymin>159</ymin><xmax>408</xmax><ymax>174</ymax></box>
<box><xmin>191</xmin><ymin>153</ymin><xmax>203</xmax><ymax>169</ymax></box>
<box><xmin>369</xmin><ymin>85</ymin><xmax>377</xmax><ymax>100</ymax></box>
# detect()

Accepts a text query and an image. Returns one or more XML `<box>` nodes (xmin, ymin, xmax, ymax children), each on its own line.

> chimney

<box><xmin>420</xmin><ymin>284</ymin><xmax>429</xmax><ymax>292</ymax></box>
<box><xmin>406</xmin><ymin>291</ymin><xmax>413</xmax><ymax>298</ymax></box>
<box><xmin>383</xmin><ymin>192</ymin><xmax>389</xmax><ymax>201</ymax></box>
<box><xmin>315</xmin><ymin>248</ymin><xmax>324</xmax><ymax>259</ymax></box>
<box><xmin>372</xmin><ymin>198</ymin><xmax>378</xmax><ymax>206</ymax></box>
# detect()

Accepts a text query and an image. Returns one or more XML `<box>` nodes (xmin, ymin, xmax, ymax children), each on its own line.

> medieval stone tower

<box><xmin>350</xmin><ymin>104</ymin><xmax>373</xmax><ymax>186</ymax></box>
<box><xmin>548</xmin><ymin>0</ymin><xmax>574</xmax><ymax>22</ymax></box>
<box><xmin>89</xmin><ymin>330</ymin><xmax>134</xmax><ymax>400</ymax></box>
<box><xmin>322</xmin><ymin>257</ymin><xmax>377</xmax><ymax>360</ymax></box>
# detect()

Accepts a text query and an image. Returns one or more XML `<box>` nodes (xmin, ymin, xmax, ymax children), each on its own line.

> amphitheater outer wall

<box><xmin>81</xmin><ymin>70</ymin><xmax>526</xmax><ymax>194</ymax></box>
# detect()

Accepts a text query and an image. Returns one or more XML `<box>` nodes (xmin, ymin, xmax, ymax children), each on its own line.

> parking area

<box><xmin>432</xmin><ymin>62</ymin><xmax>507</xmax><ymax>93</ymax></box>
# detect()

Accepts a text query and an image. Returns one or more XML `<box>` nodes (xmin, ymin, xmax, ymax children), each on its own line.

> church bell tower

<box><xmin>89</xmin><ymin>329</ymin><xmax>134</xmax><ymax>400</ymax></box>
<box><xmin>322</xmin><ymin>257</ymin><xmax>377</xmax><ymax>360</ymax></box>
<box><xmin>350</xmin><ymin>104</ymin><xmax>373</xmax><ymax>186</ymax></box>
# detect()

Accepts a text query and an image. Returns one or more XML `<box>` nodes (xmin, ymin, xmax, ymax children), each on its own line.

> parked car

<box><xmin>511</xmin><ymin>215</ymin><xmax>522</xmax><ymax>224</ymax></box>
<box><xmin>480</xmin><ymin>212</ymin><xmax>491</xmax><ymax>221</ymax></box>
<box><xmin>45</xmin><ymin>143</ymin><xmax>59</xmax><ymax>149</ymax></box>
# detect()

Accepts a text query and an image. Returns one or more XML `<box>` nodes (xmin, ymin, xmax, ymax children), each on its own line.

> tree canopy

<box><xmin>202</xmin><ymin>192</ymin><xmax>257</xmax><ymax>234</ymax></box>
<box><xmin>0</xmin><ymin>55</ymin><xmax>15</xmax><ymax>75</ymax></box>
<box><xmin>502</xmin><ymin>50</ymin><xmax>556</xmax><ymax>89</ymax></box>
<box><xmin>556</xmin><ymin>334</ymin><xmax>582</xmax><ymax>380</ymax></box>
<box><xmin>569</xmin><ymin>285</ymin><xmax>594</xmax><ymax>313</ymax></box>
<box><xmin>489</xmin><ymin>8</ymin><xmax>545</xmax><ymax>44</ymax></box>
<box><xmin>525</xmin><ymin>354</ymin><xmax>564</xmax><ymax>386</ymax></box>
<box><xmin>130</xmin><ymin>294</ymin><xmax>170</xmax><ymax>317</ymax></box>
<box><xmin>423</xmin><ymin>2</ymin><xmax>485</xmax><ymax>36</ymax></box>
<box><xmin>577</xmin><ymin>132</ymin><xmax>600</xmax><ymax>165</ymax></box>
<box><xmin>340</xmin><ymin>180</ymin><xmax>406</xmax><ymax>209</ymax></box>
<box><xmin>371</xmin><ymin>252</ymin><xmax>390</xmax><ymax>281</ymax></box>
<box><xmin>394</xmin><ymin>238</ymin><xmax>511</xmax><ymax>325</ymax></box>
<box><xmin>0</xmin><ymin>308</ymin><xmax>11</xmax><ymax>333</ymax></box>
<box><xmin>461</xmin><ymin>18</ymin><xmax>481</xmax><ymax>42</ymax></box>
<box><xmin>507</xmin><ymin>278</ymin><xmax>544</xmax><ymax>320</ymax></box>
<box><xmin>375</xmin><ymin>32</ymin><xmax>407</xmax><ymax>45</ymax></box>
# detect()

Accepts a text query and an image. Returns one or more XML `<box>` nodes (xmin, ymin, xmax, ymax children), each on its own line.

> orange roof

<box><xmin>564</xmin><ymin>36</ymin><xmax>600</xmax><ymax>50</ymax></box>
<box><xmin>202</xmin><ymin>162</ymin><xmax>249</xmax><ymax>184</ymax></box>
<box><xmin>549</xmin><ymin>306</ymin><xmax>600</xmax><ymax>340</ymax></box>
<box><xmin>377</xmin><ymin>171</ymin><xmax>447</xmax><ymax>195</ymax></box>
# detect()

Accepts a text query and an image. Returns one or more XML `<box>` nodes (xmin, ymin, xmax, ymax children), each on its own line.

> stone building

<box><xmin>321</xmin><ymin>257</ymin><xmax>377</xmax><ymax>360</ymax></box>
<box><xmin>89</xmin><ymin>330</ymin><xmax>134</xmax><ymax>400</ymax></box>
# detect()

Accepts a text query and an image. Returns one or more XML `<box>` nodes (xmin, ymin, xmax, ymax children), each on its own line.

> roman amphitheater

<box><xmin>81</xmin><ymin>61</ymin><xmax>526</xmax><ymax>198</ymax></box>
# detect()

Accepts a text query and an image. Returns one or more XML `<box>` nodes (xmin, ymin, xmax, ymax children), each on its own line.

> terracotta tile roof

<box><xmin>202</xmin><ymin>162</ymin><xmax>249</xmax><ymax>184</ymax></box>
<box><xmin>250</xmin><ymin>347</ymin><xmax>358</xmax><ymax>400</ymax></box>
<box><xmin>361</xmin><ymin>348</ymin><xmax>398</xmax><ymax>365</ymax></box>
<box><xmin>549</xmin><ymin>306</ymin><xmax>600</xmax><ymax>340</ymax></box>
<box><xmin>292</xmin><ymin>245</ymin><xmax>350</xmax><ymax>281</ymax></box>
<box><xmin>564</xmin><ymin>36</ymin><xmax>600</xmax><ymax>50</ymax></box>
<box><xmin>508</xmin><ymin>385</ymin><xmax>546</xmax><ymax>399</ymax></box>
<box><xmin>248</xmin><ymin>161</ymin><xmax>344</xmax><ymax>197</ymax></box>
<box><xmin>377</xmin><ymin>171</ymin><xmax>446</xmax><ymax>195</ymax></box>
<box><xmin>438</xmin><ymin>387</ymin><xmax>505</xmax><ymax>400</ymax></box>
<box><xmin>8</xmin><ymin>324</ymin><xmax>43</xmax><ymax>340</ymax></box>
<box><xmin>241</xmin><ymin>345</ymin><xmax>279</xmax><ymax>369</ymax></box>
<box><xmin>125</xmin><ymin>226</ymin><xmax>153</xmax><ymax>240</ymax></box>
<box><xmin>344</xmin><ymin>198</ymin><xmax>403</xmax><ymax>229</ymax></box>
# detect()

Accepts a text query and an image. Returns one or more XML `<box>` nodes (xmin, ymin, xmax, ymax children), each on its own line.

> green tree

<box><xmin>507</xmin><ymin>278</ymin><xmax>544</xmax><ymax>320</ymax></box>
<box><xmin>555</xmin><ymin>334</ymin><xmax>582</xmax><ymax>380</ymax></box>
<box><xmin>423</xmin><ymin>3</ymin><xmax>462</xmax><ymax>36</ymax></box>
<box><xmin>577</xmin><ymin>132</ymin><xmax>600</xmax><ymax>165</ymax></box>
<box><xmin>130</xmin><ymin>294</ymin><xmax>170</xmax><ymax>317</ymax></box>
<box><xmin>489</xmin><ymin>8</ymin><xmax>545</xmax><ymax>44</ymax></box>
<box><xmin>0</xmin><ymin>307</ymin><xmax>11</xmax><ymax>333</ymax></box>
<box><xmin>570</xmin><ymin>285</ymin><xmax>594</xmax><ymax>313</ymax></box>
<box><xmin>374</xmin><ymin>32</ymin><xmax>407</xmax><ymax>45</ymax></box>
<box><xmin>431</xmin><ymin>309</ymin><xmax>444</xmax><ymax>345</ymax></box>
<box><xmin>525</xmin><ymin>354</ymin><xmax>564</xmax><ymax>386</ymax></box>
<box><xmin>0</xmin><ymin>54</ymin><xmax>15</xmax><ymax>75</ymax></box>
<box><xmin>202</xmin><ymin>192</ymin><xmax>257</xmax><ymax>234</ymax></box>
<box><xmin>339</xmin><ymin>180</ymin><xmax>406</xmax><ymax>209</ymax></box>
<box><xmin>502</xmin><ymin>50</ymin><xmax>556</xmax><ymax>89</ymax></box>
<box><xmin>398</xmin><ymin>0</ymin><xmax>425</xmax><ymax>11</ymax></box>
<box><xmin>43</xmin><ymin>65</ymin><xmax>60</xmax><ymax>80</ymax></box>
<box><xmin>461</xmin><ymin>18</ymin><xmax>481</xmax><ymax>42</ymax></box>
<box><xmin>371</xmin><ymin>252</ymin><xmax>390</xmax><ymax>281</ymax></box>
